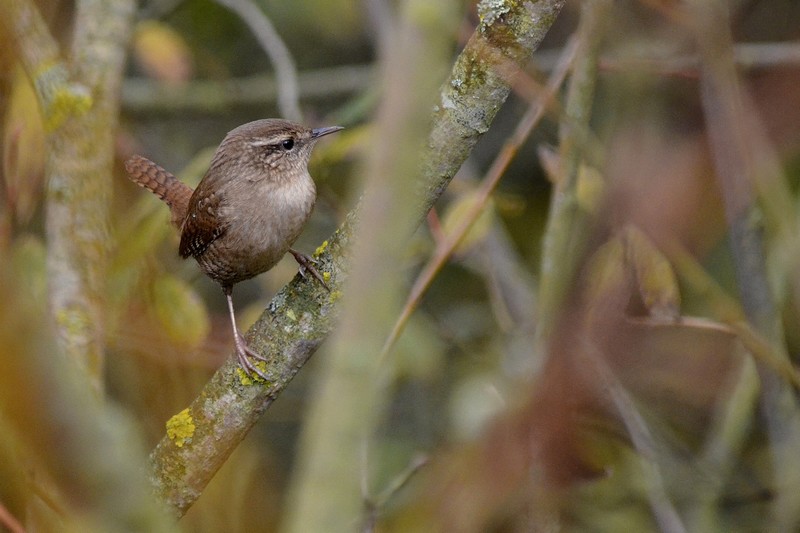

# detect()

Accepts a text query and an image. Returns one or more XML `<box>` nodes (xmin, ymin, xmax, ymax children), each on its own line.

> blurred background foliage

<box><xmin>2</xmin><ymin>0</ymin><xmax>800</xmax><ymax>531</ymax></box>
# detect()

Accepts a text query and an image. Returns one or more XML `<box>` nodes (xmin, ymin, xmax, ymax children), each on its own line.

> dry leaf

<box><xmin>623</xmin><ymin>225</ymin><xmax>681</xmax><ymax>321</ymax></box>
<box><xmin>132</xmin><ymin>20</ymin><xmax>193</xmax><ymax>86</ymax></box>
<box><xmin>3</xmin><ymin>66</ymin><xmax>45</xmax><ymax>225</ymax></box>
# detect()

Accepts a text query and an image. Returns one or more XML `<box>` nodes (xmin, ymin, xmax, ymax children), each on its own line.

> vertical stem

<box><xmin>45</xmin><ymin>0</ymin><xmax>135</xmax><ymax>390</ymax></box>
<box><xmin>536</xmin><ymin>0</ymin><xmax>610</xmax><ymax>345</ymax></box>
<box><xmin>282</xmin><ymin>2</ymin><xmax>459</xmax><ymax>531</ymax></box>
<box><xmin>689</xmin><ymin>1</ymin><xmax>800</xmax><ymax>529</ymax></box>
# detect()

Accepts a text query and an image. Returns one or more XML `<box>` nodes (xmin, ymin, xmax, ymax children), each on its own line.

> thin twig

<box><xmin>565</xmin><ymin>40</ymin><xmax>800</xmax><ymax>72</ymax></box>
<box><xmin>214</xmin><ymin>0</ymin><xmax>302</xmax><ymax>121</ymax></box>
<box><xmin>668</xmin><ymin>244</ymin><xmax>800</xmax><ymax>388</ymax></box>
<box><xmin>118</xmin><ymin>42</ymin><xmax>800</xmax><ymax>113</ymax></box>
<box><xmin>362</xmin><ymin>454</ymin><xmax>429</xmax><ymax>533</ymax></box>
<box><xmin>586</xmin><ymin>345</ymin><xmax>688</xmax><ymax>533</ymax></box>
<box><xmin>122</xmin><ymin>64</ymin><xmax>372</xmax><ymax>113</ymax></box>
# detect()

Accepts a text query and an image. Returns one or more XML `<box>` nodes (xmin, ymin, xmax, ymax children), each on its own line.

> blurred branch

<box><xmin>0</xmin><ymin>0</ymin><xmax>171</xmax><ymax>527</ymax></box>
<box><xmin>0</xmin><ymin>261</ymin><xmax>174</xmax><ymax>529</ymax></box>
<box><xmin>0</xmin><ymin>499</ymin><xmax>25</xmax><ymax>533</ymax></box>
<box><xmin>362</xmin><ymin>0</ymin><xmax>395</xmax><ymax>57</ymax></box>
<box><xmin>122</xmin><ymin>64</ymin><xmax>373</xmax><ymax>114</ymax></box>
<box><xmin>594</xmin><ymin>41</ymin><xmax>800</xmax><ymax>78</ymax></box>
<box><xmin>47</xmin><ymin>0</ymin><xmax>135</xmax><ymax>389</ymax></box>
<box><xmin>119</xmin><ymin>42</ymin><xmax>800</xmax><ymax>114</ymax></box>
<box><xmin>0</xmin><ymin>0</ymin><xmax>65</xmax><ymax>119</ymax></box>
<box><xmin>214</xmin><ymin>0</ymin><xmax>302</xmax><ymax>121</ymax></box>
<box><xmin>535</xmin><ymin>0</ymin><xmax>610</xmax><ymax>345</ymax></box>
<box><xmin>148</xmin><ymin>0</ymin><xmax>567</xmax><ymax>517</ymax></box>
<box><xmin>689</xmin><ymin>1</ymin><xmax>800</xmax><ymax>530</ymax></box>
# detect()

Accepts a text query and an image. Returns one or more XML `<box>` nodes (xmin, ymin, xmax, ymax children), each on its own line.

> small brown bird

<box><xmin>125</xmin><ymin>119</ymin><xmax>342</xmax><ymax>378</ymax></box>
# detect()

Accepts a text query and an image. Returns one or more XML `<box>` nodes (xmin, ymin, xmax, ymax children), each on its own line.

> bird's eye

<box><xmin>281</xmin><ymin>138</ymin><xmax>295</xmax><ymax>150</ymax></box>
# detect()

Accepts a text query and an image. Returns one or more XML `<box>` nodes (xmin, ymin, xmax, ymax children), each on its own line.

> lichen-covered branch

<box><xmin>148</xmin><ymin>0</ymin><xmax>567</xmax><ymax>516</ymax></box>
<box><xmin>421</xmin><ymin>0</ymin><xmax>565</xmax><ymax>214</ymax></box>
<box><xmin>148</xmin><ymin>215</ymin><xmax>355</xmax><ymax>515</ymax></box>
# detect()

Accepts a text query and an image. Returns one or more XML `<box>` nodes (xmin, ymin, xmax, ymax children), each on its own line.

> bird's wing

<box><xmin>178</xmin><ymin>181</ymin><xmax>227</xmax><ymax>259</ymax></box>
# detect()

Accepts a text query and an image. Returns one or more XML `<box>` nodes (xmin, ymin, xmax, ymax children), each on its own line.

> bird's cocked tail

<box><xmin>124</xmin><ymin>155</ymin><xmax>193</xmax><ymax>228</ymax></box>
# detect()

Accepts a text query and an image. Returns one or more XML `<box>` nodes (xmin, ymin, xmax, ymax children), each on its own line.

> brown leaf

<box><xmin>132</xmin><ymin>20</ymin><xmax>193</xmax><ymax>86</ymax></box>
<box><xmin>623</xmin><ymin>225</ymin><xmax>681</xmax><ymax>321</ymax></box>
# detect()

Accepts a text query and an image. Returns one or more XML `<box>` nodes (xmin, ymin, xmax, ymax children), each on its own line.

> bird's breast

<box><xmin>198</xmin><ymin>174</ymin><xmax>316</xmax><ymax>286</ymax></box>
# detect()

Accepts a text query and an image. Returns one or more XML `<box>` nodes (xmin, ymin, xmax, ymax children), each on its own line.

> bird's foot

<box><xmin>234</xmin><ymin>329</ymin><xmax>270</xmax><ymax>381</ymax></box>
<box><xmin>289</xmin><ymin>248</ymin><xmax>330</xmax><ymax>292</ymax></box>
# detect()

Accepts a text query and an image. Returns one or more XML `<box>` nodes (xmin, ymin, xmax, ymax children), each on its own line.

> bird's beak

<box><xmin>311</xmin><ymin>126</ymin><xmax>344</xmax><ymax>138</ymax></box>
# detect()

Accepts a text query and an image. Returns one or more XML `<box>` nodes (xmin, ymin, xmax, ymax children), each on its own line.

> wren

<box><xmin>125</xmin><ymin>119</ymin><xmax>342</xmax><ymax>378</ymax></box>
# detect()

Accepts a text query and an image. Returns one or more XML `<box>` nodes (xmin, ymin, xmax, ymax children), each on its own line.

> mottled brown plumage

<box><xmin>125</xmin><ymin>119</ymin><xmax>342</xmax><ymax>378</ymax></box>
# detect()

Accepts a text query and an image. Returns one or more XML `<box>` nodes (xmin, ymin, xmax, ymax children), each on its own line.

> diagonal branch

<box><xmin>148</xmin><ymin>0</ymin><xmax>567</xmax><ymax>516</ymax></box>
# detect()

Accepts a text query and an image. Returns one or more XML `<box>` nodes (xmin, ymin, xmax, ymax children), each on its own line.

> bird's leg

<box><xmin>289</xmin><ymin>248</ymin><xmax>330</xmax><ymax>292</ymax></box>
<box><xmin>224</xmin><ymin>286</ymin><xmax>270</xmax><ymax>380</ymax></box>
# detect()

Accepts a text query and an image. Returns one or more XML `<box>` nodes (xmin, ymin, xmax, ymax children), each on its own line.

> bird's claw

<box><xmin>289</xmin><ymin>248</ymin><xmax>330</xmax><ymax>292</ymax></box>
<box><xmin>234</xmin><ymin>329</ymin><xmax>270</xmax><ymax>381</ymax></box>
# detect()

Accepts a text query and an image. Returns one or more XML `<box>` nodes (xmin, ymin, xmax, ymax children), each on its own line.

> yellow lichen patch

<box><xmin>236</xmin><ymin>364</ymin><xmax>268</xmax><ymax>386</ymax></box>
<box><xmin>323</xmin><ymin>271</ymin><xmax>331</xmax><ymax>283</ymax></box>
<box><xmin>236</xmin><ymin>367</ymin><xmax>252</xmax><ymax>385</ymax></box>
<box><xmin>166</xmin><ymin>408</ymin><xmax>195</xmax><ymax>448</ymax></box>
<box><xmin>286</xmin><ymin>309</ymin><xmax>297</xmax><ymax>322</ymax></box>
<box><xmin>314</xmin><ymin>240</ymin><xmax>329</xmax><ymax>256</ymax></box>
<box><xmin>45</xmin><ymin>85</ymin><xmax>92</xmax><ymax>132</ymax></box>
<box><xmin>329</xmin><ymin>290</ymin><xmax>343</xmax><ymax>303</ymax></box>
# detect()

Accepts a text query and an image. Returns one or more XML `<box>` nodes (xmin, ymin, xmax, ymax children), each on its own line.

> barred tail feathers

<box><xmin>124</xmin><ymin>155</ymin><xmax>193</xmax><ymax>228</ymax></box>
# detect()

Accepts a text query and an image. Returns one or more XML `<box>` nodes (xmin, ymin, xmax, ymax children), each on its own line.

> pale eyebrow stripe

<box><xmin>248</xmin><ymin>139</ymin><xmax>275</xmax><ymax>147</ymax></box>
